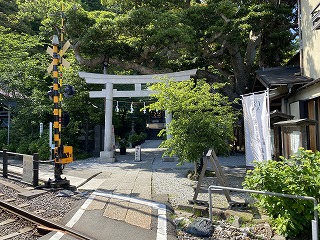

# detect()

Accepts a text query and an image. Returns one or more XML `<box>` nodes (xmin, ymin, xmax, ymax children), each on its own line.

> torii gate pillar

<box><xmin>79</xmin><ymin>69</ymin><xmax>197</xmax><ymax>162</ymax></box>
<box><xmin>101</xmin><ymin>82</ymin><xmax>115</xmax><ymax>161</ymax></box>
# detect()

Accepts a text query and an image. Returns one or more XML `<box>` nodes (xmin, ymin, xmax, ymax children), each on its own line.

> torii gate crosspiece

<box><xmin>79</xmin><ymin>69</ymin><xmax>197</xmax><ymax>162</ymax></box>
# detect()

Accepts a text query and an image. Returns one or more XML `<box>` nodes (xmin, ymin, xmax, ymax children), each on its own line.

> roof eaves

<box><xmin>255</xmin><ymin>66</ymin><xmax>312</xmax><ymax>87</ymax></box>
<box><xmin>296</xmin><ymin>78</ymin><xmax>320</xmax><ymax>91</ymax></box>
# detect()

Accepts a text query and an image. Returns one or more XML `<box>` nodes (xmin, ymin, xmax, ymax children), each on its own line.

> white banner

<box><xmin>242</xmin><ymin>91</ymin><xmax>271</xmax><ymax>166</ymax></box>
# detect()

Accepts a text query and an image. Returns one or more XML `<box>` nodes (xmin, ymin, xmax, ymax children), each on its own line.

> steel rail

<box><xmin>0</xmin><ymin>199</ymin><xmax>94</xmax><ymax>240</ymax></box>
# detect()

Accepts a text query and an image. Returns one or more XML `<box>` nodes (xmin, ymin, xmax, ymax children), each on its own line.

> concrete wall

<box><xmin>289</xmin><ymin>101</ymin><xmax>300</xmax><ymax>119</ymax></box>
<box><xmin>301</xmin><ymin>0</ymin><xmax>320</xmax><ymax>79</ymax></box>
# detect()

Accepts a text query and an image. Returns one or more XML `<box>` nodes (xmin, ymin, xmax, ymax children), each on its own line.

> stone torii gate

<box><xmin>79</xmin><ymin>69</ymin><xmax>197</xmax><ymax>162</ymax></box>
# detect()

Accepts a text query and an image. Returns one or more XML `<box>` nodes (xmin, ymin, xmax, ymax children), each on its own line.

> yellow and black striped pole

<box><xmin>53</xmin><ymin>0</ymin><xmax>65</xmax><ymax>180</ymax></box>
<box><xmin>46</xmin><ymin>0</ymin><xmax>73</xmax><ymax>187</ymax></box>
<box><xmin>51</xmin><ymin>35</ymin><xmax>63</xmax><ymax>180</ymax></box>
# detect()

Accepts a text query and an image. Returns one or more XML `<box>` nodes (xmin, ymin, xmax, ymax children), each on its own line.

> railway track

<box><xmin>0</xmin><ymin>178</ymin><xmax>93</xmax><ymax>240</ymax></box>
<box><xmin>0</xmin><ymin>202</ymin><xmax>39</xmax><ymax>239</ymax></box>
<box><xmin>0</xmin><ymin>199</ymin><xmax>92</xmax><ymax>239</ymax></box>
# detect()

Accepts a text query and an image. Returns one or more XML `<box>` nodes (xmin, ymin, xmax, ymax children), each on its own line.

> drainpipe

<box><xmin>298</xmin><ymin>0</ymin><xmax>304</xmax><ymax>75</ymax></box>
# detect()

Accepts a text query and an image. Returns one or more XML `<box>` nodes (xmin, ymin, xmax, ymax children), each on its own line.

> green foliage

<box><xmin>139</xmin><ymin>132</ymin><xmax>147</xmax><ymax>142</ymax></box>
<box><xmin>148</xmin><ymin>78</ymin><xmax>237</xmax><ymax>164</ymax></box>
<box><xmin>70</xmin><ymin>0</ymin><xmax>297</xmax><ymax>76</ymax></box>
<box><xmin>27</xmin><ymin>133</ymin><xmax>51</xmax><ymax>160</ymax></box>
<box><xmin>0</xmin><ymin>0</ymin><xmax>298</xmax><ymax>158</ymax></box>
<box><xmin>0</xmin><ymin>26</ymin><xmax>46</xmax><ymax>94</ymax></box>
<box><xmin>0</xmin><ymin>129</ymin><xmax>8</xmax><ymax>149</ymax></box>
<box><xmin>243</xmin><ymin>148</ymin><xmax>320</xmax><ymax>237</ymax></box>
<box><xmin>119</xmin><ymin>138</ymin><xmax>129</xmax><ymax>148</ymax></box>
<box><xmin>128</xmin><ymin>132</ymin><xmax>146</xmax><ymax>147</ymax></box>
<box><xmin>128</xmin><ymin>134</ymin><xmax>139</xmax><ymax>146</ymax></box>
<box><xmin>100</xmin><ymin>0</ymin><xmax>183</xmax><ymax>12</ymax></box>
<box><xmin>1</xmin><ymin>129</ymin><xmax>50</xmax><ymax>160</ymax></box>
<box><xmin>81</xmin><ymin>0</ymin><xmax>105</xmax><ymax>11</ymax></box>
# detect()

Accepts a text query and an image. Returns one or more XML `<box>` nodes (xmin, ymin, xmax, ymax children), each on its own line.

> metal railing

<box><xmin>208</xmin><ymin>185</ymin><xmax>318</xmax><ymax>240</ymax></box>
<box><xmin>0</xmin><ymin>149</ymin><xmax>39</xmax><ymax>187</ymax></box>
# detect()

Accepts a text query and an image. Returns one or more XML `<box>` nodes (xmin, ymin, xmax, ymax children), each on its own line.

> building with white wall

<box><xmin>254</xmin><ymin>1</ymin><xmax>320</xmax><ymax>158</ymax></box>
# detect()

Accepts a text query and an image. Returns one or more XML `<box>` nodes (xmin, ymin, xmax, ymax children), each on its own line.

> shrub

<box><xmin>119</xmin><ymin>138</ymin><xmax>129</xmax><ymax>148</ymax></box>
<box><xmin>138</xmin><ymin>132</ymin><xmax>147</xmax><ymax>143</ymax></box>
<box><xmin>243</xmin><ymin>148</ymin><xmax>320</xmax><ymax>237</ymax></box>
<box><xmin>36</xmin><ymin>135</ymin><xmax>51</xmax><ymax>160</ymax></box>
<box><xmin>128</xmin><ymin>133</ymin><xmax>140</xmax><ymax>147</ymax></box>
<box><xmin>16</xmin><ymin>134</ymin><xmax>50</xmax><ymax>160</ymax></box>
<box><xmin>16</xmin><ymin>141</ymin><xmax>30</xmax><ymax>154</ymax></box>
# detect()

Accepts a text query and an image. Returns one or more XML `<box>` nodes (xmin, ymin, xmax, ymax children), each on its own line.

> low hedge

<box><xmin>243</xmin><ymin>148</ymin><xmax>320</xmax><ymax>237</ymax></box>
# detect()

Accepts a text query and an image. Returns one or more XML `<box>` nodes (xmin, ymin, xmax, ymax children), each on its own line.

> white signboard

<box><xmin>243</xmin><ymin>91</ymin><xmax>271</xmax><ymax>166</ymax></box>
<box><xmin>39</xmin><ymin>122</ymin><xmax>43</xmax><ymax>137</ymax></box>
<box><xmin>134</xmin><ymin>145</ymin><xmax>141</xmax><ymax>162</ymax></box>
<box><xmin>290</xmin><ymin>131</ymin><xmax>301</xmax><ymax>155</ymax></box>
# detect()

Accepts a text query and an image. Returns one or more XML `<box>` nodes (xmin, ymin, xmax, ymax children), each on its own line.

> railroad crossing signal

<box><xmin>54</xmin><ymin>146</ymin><xmax>73</xmax><ymax>164</ymax></box>
<box><xmin>46</xmin><ymin>40</ymin><xmax>71</xmax><ymax>73</ymax></box>
<box><xmin>47</xmin><ymin>35</ymin><xmax>74</xmax><ymax>168</ymax></box>
<box><xmin>40</xmin><ymin>1</ymin><xmax>76</xmax><ymax>190</ymax></box>
<box><xmin>64</xmin><ymin>84</ymin><xmax>76</xmax><ymax>97</ymax></box>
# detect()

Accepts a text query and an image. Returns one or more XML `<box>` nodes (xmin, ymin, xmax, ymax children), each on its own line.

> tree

<box><xmin>60</xmin><ymin>0</ymin><xmax>297</xmax><ymax>98</ymax></box>
<box><xmin>0</xmin><ymin>22</ymin><xmax>55</xmax><ymax>157</ymax></box>
<box><xmin>0</xmin><ymin>25</ymin><xmax>49</xmax><ymax>130</ymax></box>
<box><xmin>0</xmin><ymin>2</ymin><xmax>101</xmax><ymax>157</ymax></box>
<box><xmin>0</xmin><ymin>0</ymin><xmax>298</xmax><ymax>157</ymax></box>
<box><xmin>12</xmin><ymin>0</ymin><xmax>298</xmax><ymax>118</ymax></box>
<box><xmin>147</xmin><ymin>78</ymin><xmax>237</xmax><ymax>165</ymax></box>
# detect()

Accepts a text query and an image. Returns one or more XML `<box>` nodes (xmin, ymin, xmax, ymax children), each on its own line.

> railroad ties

<box><xmin>0</xmin><ymin>199</ymin><xmax>35</xmax><ymax>239</ymax></box>
<box><xmin>0</xmin><ymin>179</ymin><xmax>91</xmax><ymax>239</ymax></box>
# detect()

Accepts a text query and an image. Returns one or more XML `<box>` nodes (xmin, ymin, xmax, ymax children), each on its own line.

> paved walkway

<box><xmin>1</xmin><ymin>140</ymin><xmax>246</xmax><ymax>239</ymax></box>
<box><xmin>62</xmin><ymin>141</ymin><xmax>165</xmax><ymax>232</ymax></box>
<box><xmin>41</xmin><ymin>140</ymin><xmax>178</xmax><ymax>239</ymax></box>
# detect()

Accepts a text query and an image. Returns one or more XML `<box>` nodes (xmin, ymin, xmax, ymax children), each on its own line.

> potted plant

<box><xmin>128</xmin><ymin>133</ymin><xmax>140</xmax><ymax>148</ymax></box>
<box><xmin>119</xmin><ymin>138</ymin><xmax>129</xmax><ymax>155</ymax></box>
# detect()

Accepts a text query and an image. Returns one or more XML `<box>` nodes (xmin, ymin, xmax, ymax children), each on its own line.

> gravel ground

<box><xmin>42</xmin><ymin>149</ymin><xmax>265</xmax><ymax>239</ymax></box>
<box><xmin>151</xmin><ymin>154</ymin><xmax>286</xmax><ymax>240</ymax></box>
<box><xmin>0</xmin><ymin>178</ymin><xmax>87</xmax><ymax>239</ymax></box>
<box><xmin>152</xmin><ymin>166</ymin><xmax>250</xmax><ymax>209</ymax></box>
<box><xmin>1</xmin><ymin>148</ymin><xmax>284</xmax><ymax>239</ymax></box>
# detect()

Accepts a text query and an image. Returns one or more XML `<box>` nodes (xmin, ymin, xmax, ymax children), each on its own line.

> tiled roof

<box><xmin>255</xmin><ymin>66</ymin><xmax>312</xmax><ymax>88</ymax></box>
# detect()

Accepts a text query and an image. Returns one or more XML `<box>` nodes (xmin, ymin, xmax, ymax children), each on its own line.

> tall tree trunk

<box><xmin>225</xmin><ymin>30</ymin><xmax>261</xmax><ymax>95</ymax></box>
